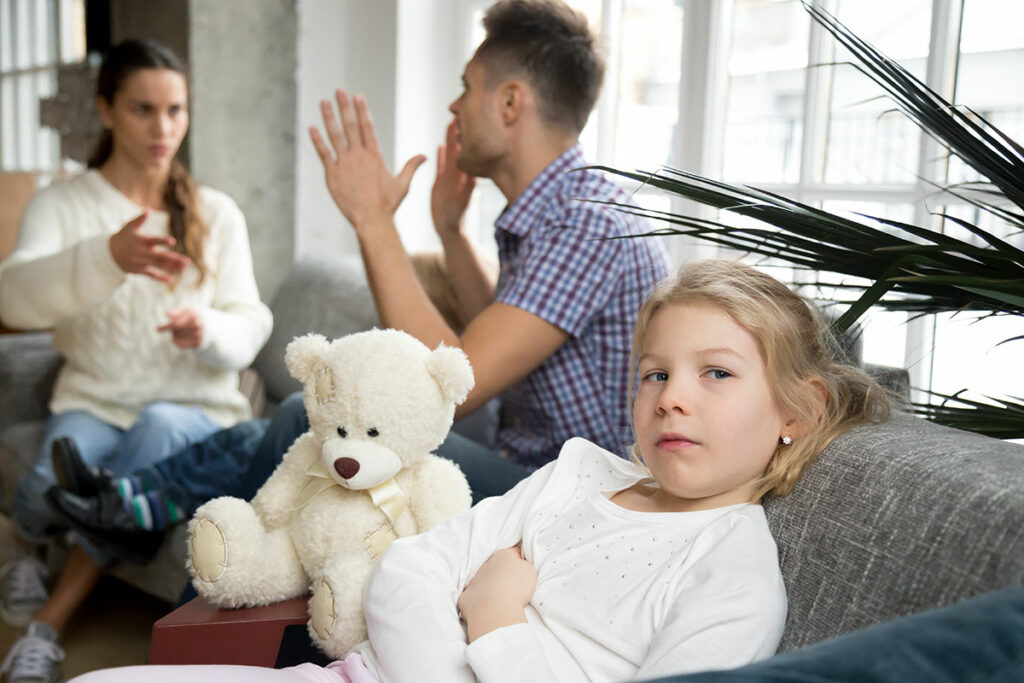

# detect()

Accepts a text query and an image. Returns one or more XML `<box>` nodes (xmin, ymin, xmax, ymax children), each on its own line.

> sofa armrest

<box><xmin>0</xmin><ymin>332</ymin><xmax>62</xmax><ymax>429</ymax></box>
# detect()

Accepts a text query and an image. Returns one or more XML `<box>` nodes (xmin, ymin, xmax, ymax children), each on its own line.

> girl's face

<box><xmin>633</xmin><ymin>302</ymin><xmax>791</xmax><ymax>512</ymax></box>
<box><xmin>97</xmin><ymin>68</ymin><xmax>189</xmax><ymax>172</ymax></box>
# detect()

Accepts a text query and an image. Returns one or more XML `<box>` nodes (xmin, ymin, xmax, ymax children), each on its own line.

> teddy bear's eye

<box><xmin>337</xmin><ymin>427</ymin><xmax>347</xmax><ymax>438</ymax></box>
<box><xmin>367</xmin><ymin>427</ymin><xmax>379</xmax><ymax>437</ymax></box>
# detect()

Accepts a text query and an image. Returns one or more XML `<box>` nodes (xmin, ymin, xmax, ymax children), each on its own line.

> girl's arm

<box><xmin>362</xmin><ymin>452</ymin><xmax>565</xmax><ymax>683</ymax></box>
<box><xmin>632</xmin><ymin>515</ymin><xmax>788</xmax><ymax>679</ymax></box>
<box><xmin>190</xmin><ymin>194</ymin><xmax>272</xmax><ymax>371</ymax></box>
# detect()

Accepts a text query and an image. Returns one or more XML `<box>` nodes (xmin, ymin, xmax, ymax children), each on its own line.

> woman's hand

<box><xmin>108</xmin><ymin>212</ymin><xmax>190</xmax><ymax>284</ymax></box>
<box><xmin>458</xmin><ymin>545</ymin><xmax>537</xmax><ymax>642</ymax></box>
<box><xmin>158</xmin><ymin>307</ymin><xmax>203</xmax><ymax>349</ymax></box>
<box><xmin>430</xmin><ymin>119</ymin><xmax>476</xmax><ymax>242</ymax></box>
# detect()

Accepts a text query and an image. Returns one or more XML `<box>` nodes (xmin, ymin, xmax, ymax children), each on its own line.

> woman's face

<box><xmin>97</xmin><ymin>68</ymin><xmax>189</xmax><ymax>172</ymax></box>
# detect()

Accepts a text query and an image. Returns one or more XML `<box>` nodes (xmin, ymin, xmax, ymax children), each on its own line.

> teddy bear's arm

<box><xmin>251</xmin><ymin>432</ymin><xmax>320</xmax><ymax>529</ymax></box>
<box><xmin>405</xmin><ymin>455</ymin><xmax>473</xmax><ymax>532</ymax></box>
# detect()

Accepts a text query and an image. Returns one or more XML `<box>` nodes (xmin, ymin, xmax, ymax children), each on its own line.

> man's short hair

<box><xmin>477</xmin><ymin>0</ymin><xmax>605</xmax><ymax>134</ymax></box>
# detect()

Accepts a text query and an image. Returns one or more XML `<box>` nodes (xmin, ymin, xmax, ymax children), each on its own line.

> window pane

<box><xmin>948</xmin><ymin>0</ymin><xmax>1024</xmax><ymax>185</ymax></box>
<box><xmin>1</xmin><ymin>77</ymin><xmax>15</xmax><ymax>168</ymax></box>
<box><xmin>16</xmin><ymin>72</ymin><xmax>33</xmax><ymax>166</ymax></box>
<box><xmin>723</xmin><ymin>0</ymin><xmax>809</xmax><ymax>183</ymax></box>
<box><xmin>817</xmin><ymin>201</ymin><xmax>916</xmax><ymax>368</ymax></box>
<box><xmin>14</xmin><ymin>0</ymin><xmax>31</xmax><ymax>69</ymax></box>
<box><xmin>33</xmin><ymin>0</ymin><xmax>55</xmax><ymax>66</ymax></box>
<box><xmin>0</xmin><ymin>0</ymin><xmax>13</xmax><ymax>71</ymax></box>
<box><xmin>824</xmin><ymin>0</ymin><xmax>930</xmax><ymax>184</ymax></box>
<box><xmin>929</xmin><ymin>313</ymin><xmax>1024</xmax><ymax>402</ymax></box>
<box><xmin>566</xmin><ymin>0</ymin><xmax>602</xmax><ymax>158</ymax></box>
<box><xmin>609</xmin><ymin>0</ymin><xmax>683</xmax><ymax>170</ymax></box>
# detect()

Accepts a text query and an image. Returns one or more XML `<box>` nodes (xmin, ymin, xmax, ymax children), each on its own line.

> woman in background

<box><xmin>0</xmin><ymin>38</ymin><xmax>271</xmax><ymax>683</ymax></box>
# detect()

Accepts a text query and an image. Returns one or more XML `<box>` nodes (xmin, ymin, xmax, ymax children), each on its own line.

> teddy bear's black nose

<box><xmin>334</xmin><ymin>457</ymin><xmax>360</xmax><ymax>479</ymax></box>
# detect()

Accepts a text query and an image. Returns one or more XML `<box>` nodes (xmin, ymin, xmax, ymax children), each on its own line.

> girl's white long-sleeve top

<box><xmin>355</xmin><ymin>438</ymin><xmax>787</xmax><ymax>683</ymax></box>
<box><xmin>0</xmin><ymin>170</ymin><xmax>273</xmax><ymax>428</ymax></box>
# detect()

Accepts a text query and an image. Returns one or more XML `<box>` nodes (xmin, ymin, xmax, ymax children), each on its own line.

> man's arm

<box><xmin>431</xmin><ymin>119</ymin><xmax>497</xmax><ymax>322</ymax></box>
<box><xmin>310</xmin><ymin>90</ymin><xmax>568</xmax><ymax>417</ymax></box>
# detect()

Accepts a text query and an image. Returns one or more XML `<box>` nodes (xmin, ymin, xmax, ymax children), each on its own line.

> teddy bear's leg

<box><xmin>187</xmin><ymin>497</ymin><xmax>308</xmax><ymax>607</ymax></box>
<box><xmin>307</xmin><ymin>553</ymin><xmax>377</xmax><ymax>659</ymax></box>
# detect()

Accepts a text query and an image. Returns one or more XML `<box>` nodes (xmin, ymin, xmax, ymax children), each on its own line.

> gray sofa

<box><xmin>1</xmin><ymin>256</ymin><xmax>1022</xmax><ymax>655</ymax></box>
<box><xmin>0</xmin><ymin>256</ymin><xmax>380</xmax><ymax>602</ymax></box>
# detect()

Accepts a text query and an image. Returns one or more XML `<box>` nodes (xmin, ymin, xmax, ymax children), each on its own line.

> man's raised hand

<box><xmin>430</xmin><ymin>119</ymin><xmax>476</xmax><ymax>241</ymax></box>
<box><xmin>309</xmin><ymin>89</ymin><xmax>426</xmax><ymax>232</ymax></box>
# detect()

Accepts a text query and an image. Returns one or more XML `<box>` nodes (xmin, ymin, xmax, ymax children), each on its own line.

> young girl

<box><xmin>71</xmin><ymin>259</ymin><xmax>889</xmax><ymax>682</ymax></box>
<box><xmin>0</xmin><ymin>39</ymin><xmax>271</xmax><ymax>682</ymax></box>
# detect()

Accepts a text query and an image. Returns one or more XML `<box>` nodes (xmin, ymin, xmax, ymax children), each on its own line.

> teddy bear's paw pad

<box><xmin>190</xmin><ymin>518</ymin><xmax>227</xmax><ymax>582</ymax></box>
<box><xmin>309</xmin><ymin>578</ymin><xmax>336</xmax><ymax>640</ymax></box>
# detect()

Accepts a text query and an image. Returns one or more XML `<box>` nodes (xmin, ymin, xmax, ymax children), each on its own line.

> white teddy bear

<box><xmin>186</xmin><ymin>329</ymin><xmax>474</xmax><ymax>658</ymax></box>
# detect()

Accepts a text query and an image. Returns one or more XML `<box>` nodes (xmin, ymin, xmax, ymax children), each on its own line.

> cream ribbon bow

<box><xmin>298</xmin><ymin>458</ymin><xmax>408</xmax><ymax>524</ymax></box>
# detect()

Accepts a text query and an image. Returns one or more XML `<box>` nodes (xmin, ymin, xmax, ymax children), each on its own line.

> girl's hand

<box><xmin>108</xmin><ymin>212</ymin><xmax>190</xmax><ymax>284</ymax></box>
<box><xmin>430</xmin><ymin>119</ymin><xmax>476</xmax><ymax>241</ymax></box>
<box><xmin>158</xmin><ymin>307</ymin><xmax>203</xmax><ymax>348</ymax></box>
<box><xmin>458</xmin><ymin>545</ymin><xmax>537</xmax><ymax>642</ymax></box>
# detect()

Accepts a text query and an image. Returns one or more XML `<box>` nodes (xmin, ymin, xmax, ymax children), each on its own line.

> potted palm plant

<box><xmin>594</xmin><ymin>2</ymin><xmax>1024</xmax><ymax>438</ymax></box>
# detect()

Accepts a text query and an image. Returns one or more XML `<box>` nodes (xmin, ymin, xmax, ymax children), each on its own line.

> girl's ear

<box><xmin>783</xmin><ymin>376</ymin><xmax>828</xmax><ymax>440</ymax></box>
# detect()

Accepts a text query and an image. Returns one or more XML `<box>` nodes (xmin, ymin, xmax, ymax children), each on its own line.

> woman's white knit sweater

<box><xmin>0</xmin><ymin>170</ymin><xmax>273</xmax><ymax>429</ymax></box>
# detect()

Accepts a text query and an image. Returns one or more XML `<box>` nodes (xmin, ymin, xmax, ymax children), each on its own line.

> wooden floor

<box><xmin>1</xmin><ymin>514</ymin><xmax>171</xmax><ymax>679</ymax></box>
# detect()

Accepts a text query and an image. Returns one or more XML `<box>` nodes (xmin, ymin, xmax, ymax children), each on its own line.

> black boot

<box><xmin>51</xmin><ymin>437</ymin><xmax>114</xmax><ymax>496</ymax></box>
<box><xmin>44</xmin><ymin>487</ymin><xmax>164</xmax><ymax>565</ymax></box>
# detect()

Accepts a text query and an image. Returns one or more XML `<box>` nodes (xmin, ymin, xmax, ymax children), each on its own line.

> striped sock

<box><xmin>114</xmin><ymin>472</ymin><xmax>162</xmax><ymax>498</ymax></box>
<box><xmin>119</xmin><ymin>491</ymin><xmax>185</xmax><ymax>531</ymax></box>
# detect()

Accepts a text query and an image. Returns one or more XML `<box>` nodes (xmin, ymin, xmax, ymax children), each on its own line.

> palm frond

<box><xmin>912</xmin><ymin>391</ymin><xmax>1024</xmax><ymax>439</ymax></box>
<box><xmin>584</xmin><ymin>167</ymin><xmax>1024</xmax><ymax>329</ymax></box>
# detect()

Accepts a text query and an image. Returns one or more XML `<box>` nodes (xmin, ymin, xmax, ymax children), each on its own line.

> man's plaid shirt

<box><xmin>493</xmin><ymin>145</ymin><xmax>669</xmax><ymax>469</ymax></box>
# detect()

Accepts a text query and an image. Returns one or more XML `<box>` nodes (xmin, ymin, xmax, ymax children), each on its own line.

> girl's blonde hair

<box><xmin>630</xmin><ymin>259</ymin><xmax>891</xmax><ymax>500</ymax></box>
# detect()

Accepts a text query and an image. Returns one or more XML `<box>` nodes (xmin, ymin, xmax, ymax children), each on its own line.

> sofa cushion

<box><xmin>0</xmin><ymin>332</ymin><xmax>61</xmax><ymax>428</ymax></box>
<box><xmin>765</xmin><ymin>410</ymin><xmax>1024</xmax><ymax>652</ymax></box>
<box><xmin>646</xmin><ymin>585</ymin><xmax>1024</xmax><ymax>682</ymax></box>
<box><xmin>0</xmin><ymin>421</ymin><xmax>45</xmax><ymax>513</ymax></box>
<box><xmin>253</xmin><ymin>256</ymin><xmax>379</xmax><ymax>404</ymax></box>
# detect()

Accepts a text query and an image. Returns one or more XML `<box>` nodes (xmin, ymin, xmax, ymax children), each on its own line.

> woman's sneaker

<box><xmin>0</xmin><ymin>622</ymin><xmax>64</xmax><ymax>683</ymax></box>
<box><xmin>0</xmin><ymin>555</ymin><xmax>48</xmax><ymax>627</ymax></box>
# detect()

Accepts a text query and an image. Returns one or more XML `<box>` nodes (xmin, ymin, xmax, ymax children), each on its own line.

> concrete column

<box><xmin>188</xmin><ymin>0</ymin><xmax>298</xmax><ymax>301</ymax></box>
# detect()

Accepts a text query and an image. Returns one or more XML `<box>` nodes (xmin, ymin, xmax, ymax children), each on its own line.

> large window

<box><xmin>0</xmin><ymin>0</ymin><xmax>86</xmax><ymax>172</ymax></box>
<box><xmin>448</xmin><ymin>0</ymin><xmax>1022</xmax><ymax>405</ymax></box>
<box><xmin>609</xmin><ymin>0</ymin><xmax>1022</xmax><ymax>404</ymax></box>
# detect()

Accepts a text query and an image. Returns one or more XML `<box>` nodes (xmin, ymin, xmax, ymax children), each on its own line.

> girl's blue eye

<box><xmin>708</xmin><ymin>369</ymin><xmax>731</xmax><ymax>380</ymax></box>
<box><xmin>644</xmin><ymin>371</ymin><xmax>668</xmax><ymax>382</ymax></box>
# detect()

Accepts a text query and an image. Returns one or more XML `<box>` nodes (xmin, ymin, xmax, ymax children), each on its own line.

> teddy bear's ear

<box><xmin>426</xmin><ymin>344</ymin><xmax>475</xmax><ymax>405</ymax></box>
<box><xmin>284</xmin><ymin>334</ymin><xmax>330</xmax><ymax>384</ymax></box>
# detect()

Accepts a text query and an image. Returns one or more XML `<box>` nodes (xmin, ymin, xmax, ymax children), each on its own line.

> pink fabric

<box><xmin>325</xmin><ymin>653</ymin><xmax>378</xmax><ymax>682</ymax></box>
<box><xmin>67</xmin><ymin>655</ymin><xmax>377</xmax><ymax>683</ymax></box>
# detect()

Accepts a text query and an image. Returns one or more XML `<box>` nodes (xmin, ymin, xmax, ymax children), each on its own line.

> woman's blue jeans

<box><xmin>13</xmin><ymin>403</ymin><xmax>219</xmax><ymax>557</ymax></box>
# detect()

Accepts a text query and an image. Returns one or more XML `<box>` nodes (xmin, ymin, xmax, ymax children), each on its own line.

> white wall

<box><xmin>295</xmin><ymin>0</ymin><xmax>398</xmax><ymax>260</ymax></box>
<box><xmin>296</xmin><ymin>0</ymin><xmax>487</xmax><ymax>260</ymax></box>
